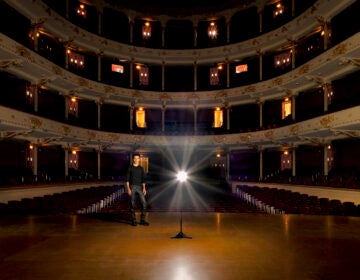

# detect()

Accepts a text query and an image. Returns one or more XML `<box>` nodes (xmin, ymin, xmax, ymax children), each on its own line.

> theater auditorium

<box><xmin>1</xmin><ymin>0</ymin><xmax>360</xmax><ymax>279</ymax></box>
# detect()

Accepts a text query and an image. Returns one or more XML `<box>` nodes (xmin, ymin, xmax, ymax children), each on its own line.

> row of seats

<box><xmin>236</xmin><ymin>185</ymin><xmax>360</xmax><ymax>216</ymax></box>
<box><xmin>0</xmin><ymin>185</ymin><xmax>123</xmax><ymax>215</ymax></box>
<box><xmin>102</xmin><ymin>183</ymin><xmax>262</xmax><ymax>214</ymax></box>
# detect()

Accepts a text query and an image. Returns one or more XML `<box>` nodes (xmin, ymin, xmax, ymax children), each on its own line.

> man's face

<box><xmin>133</xmin><ymin>156</ymin><xmax>140</xmax><ymax>165</ymax></box>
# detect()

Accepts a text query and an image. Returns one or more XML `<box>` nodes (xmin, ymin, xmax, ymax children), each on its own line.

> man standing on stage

<box><xmin>126</xmin><ymin>154</ymin><xmax>149</xmax><ymax>226</ymax></box>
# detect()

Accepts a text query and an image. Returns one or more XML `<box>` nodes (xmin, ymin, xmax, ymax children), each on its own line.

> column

<box><xmin>129</xmin><ymin>103</ymin><xmax>134</xmax><ymax>131</ymax></box>
<box><xmin>97</xmin><ymin>99</ymin><xmax>102</xmax><ymax>129</ymax></box>
<box><xmin>97</xmin><ymin>148</ymin><xmax>101</xmax><ymax>180</ymax></box>
<box><xmin>160</xmin><ymin>19</ymin><xmax>166</xmax><ymax>48</ymax></box>
<box><xmin>193</xmin><ymin>19</ymin><xmax>198</xmax><ymax>47</ymax></box>
<box><xmin>193</xmin><ymin>104</ymin><xmax>197</xmax><ymax>132</ymax></box>
<box><xmin>97</xmin><ymin>52</ymin><xmax>102</xmax><ymax>81</ymax></box>
<box><xmin>291</xmin><ymin>95</ymin><xmax>296</xmax><ymax>121</ymax></box>
<box><xmin>65</xmin><ymin>0</ymin><xmax>69</xmax><ymax>18</ymax></box>
<box><xmin>129</xmin><ymin>16</ymin><xmax>134</xmax><ymax>44</ymax></box>
<box><xmin>322</xmin><ymin>83</ymin><xmax>332</xmax><ymax>112</ymax></box>
<box><xmin>323</xmin><ymin>145</ymin><xmax>329</xmax><ymax>176</ymax></box>
<box><xmin>162</xmin><ymin>61</ymin><xmax>165</xmax><ymax>91</ymax></box>
<box><xmin>258</xmin><ymin>6</ymin><xmax>264</xmax><ymax>33</ymax></box>
<box><xmin>226</xmin><ymin>17</ymin><xmax>231</xmax><ymax>44</ymax></box>
<box><xmin>33</xmin><ymin>25</ymin><xmax>39</xmax><ymax>52</ymax></box>
<box><xmin>33</xmin><ymin>144</ymin><xmax>38</xmax><ymax>179</ymax></box>
<box><xmin>162</xmin><ymin>104</ymin><xmax>166</xmax><ymax>132</ymax></box>
<box><xmin>64</xmin><ymin>146</ymin><xmax>69</xmax><ymax>180</ymax></box>
<box><xmin>193</xmin><ymin>62</ymin><xmax>197</xmax><ymax>91</ymax></box>
<box><xmin>130</xmin><ymin>60</ymin><xmax>134</xmax><ymax>88</ymax></box>
<box><xmin>226</xmin><ymin>59</ymin><xmax>230</xmax><ymax>88</ymax></box>
<box><xmin>292</xmin><ymin>149</ymin><xmax>296</xmax><ymax>177</ymax></box>
<box><xmin>226</xmin><ymin>151</ymin><xmax>230</xmax><ymax>182</ymax></box>
<box><xmin>291</xmin><ymin>45</ymin><xmax>296</xmax><ymax>69</ymax></box>
<box><xmin>34</xmin><ymin>84</ymin><xmax>39</xmax><ymax>113</ymax></box>
<box><xmin>323</xmin><ymin>22</ymin><xmax>329</xmax><ymax>50</ymax></box>
<box><xmin>258</xmin><ymin>51</ymin><xmax>263</xmax><ymax>81</ymax></box>
<box><xmin>65</xmin><ymin>96</ymin><xmax>69</xmax><ymax>120</ymax></box>
<box><xmin>259</xmin><ymin>149</ymin><xmax>263</xmax><ymax>181</ymax></box>
<box><xmin>226</xmin><ymin>105</ymin><xmax>230</xmax><ymax>131</ymax></box>
<box><xmin>258</xmin><ymin>101</ymin><xmax>263</xmax><ymax>129</ymax></box>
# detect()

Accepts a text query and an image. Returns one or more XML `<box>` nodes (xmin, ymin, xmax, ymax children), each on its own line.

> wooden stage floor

<box><xmin>1</xmin><ymin>212</ymin><xmax>360</xmax><ymax>280</ymax></box>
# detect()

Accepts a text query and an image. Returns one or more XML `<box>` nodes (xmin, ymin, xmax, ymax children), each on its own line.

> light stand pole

<box><xmin>171</xmin><ymin>171</ymin><xmax>192</xmax><ymax>239</ymax></box>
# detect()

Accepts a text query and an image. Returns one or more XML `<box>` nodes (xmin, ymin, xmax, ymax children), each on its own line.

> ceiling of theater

<box><xmin>102</xmin><ymin>0</ymin><xmax>256</xmax><ymax>17</ymax></box>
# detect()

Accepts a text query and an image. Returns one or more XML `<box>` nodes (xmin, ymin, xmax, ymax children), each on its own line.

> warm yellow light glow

<box><xmin>213</xmin><ymin>107</ymin><xmax>223</xmax><ymax>128</ymax></box>
<box><xmin>136</xmin><ymin>108</ymin><xmax>146</xmax><ymax>128</ymax></box>
<box><xmin>71</xmin><ymin>97</ymin><xmax>77</xmax><ymax>102</ymax></box>
<box><xmin>282</xmin><ymin>98</ymin><xmax>291</xmax><ymax>119</ymax></box>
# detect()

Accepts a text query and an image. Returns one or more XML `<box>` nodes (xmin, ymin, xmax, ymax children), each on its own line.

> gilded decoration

<box><xmin>133</xmin><ymin>135</ymin><xmax>145</xmax><ymax>143</ymax></box>
<box><xmin>87</xmin><ymin>131</ymin><xmax>96</xmax><ymax>140</ymax></box>
<box><xmin>77</xmin><ymin>78</ymin><xmax>88</xmax><ymax>87</ymax></box>
<box><xmin>15</xmin><ymin>46</ymin><xmax>32</xmax><ymax>61</ymax></box>
<box><xmin>214</xmin><ymin>135</ymin><xmax>226</xmax><ymax>143</ymax></box>
<box><xmin>0</xmin><ymin>60</ymin><xmax>21</xmax><ymax>69</ymax></box>
<box><xmin>298</xmin><ymin>65</ymin><xmax>310</xmax><ymax>75</ymax></box>
<box><xmin>104</xmin><ymin>85</ymin><xmax>115</xmax><ymax>93</ymax></box>
<box><xmin>29</xmin><ymin>117</ymin><xmax>42</xmax><ymax>128</ymax></box>
<box><xmin>107</xmin><ymin>133</ymin><xmax>119</xmax><ymax>142</ymax></box>
<box><xmin>244</xmin><ymin>85</ymin><xmax>256</xmax><ymax>93</ymax></box>
<box><xmin>214</xmin><ymin>91</ymin><xmax>227</xmax><ymax>100</ymax></box>
<box><xmin>239</xmin><ymin>134</ymin><xmax>251</xmax><ymax>142</ymax></box>
<box><xmin>264</xmin><ymin>130</ymin><xmax>274</xmax><ymax>138</ymax></box>
<box><xmin>272</xmin><ymin>77</ymin><xmax>283</xmax><ymax>86</ymax></box>
<box><xmin>160</xmin><ymin>92</ymin><xmax>172</xmax><ymax>101</ymax></box>
<box><xmin>319</xmin><ymin>115</ymin><xmax>334</xmax><ymax>127</ymax></box>
<box><xmin>62</xmin><ymin>126</ymin><xmax>71</xmax><ymax>135</ymax></box>
<box><xmin>290</xmin><ymin>125</ymin><xmax>299</xmax><ymax>135</ymax></box>
<box><xmin>52</xmin><ymin>66</ymin><xmax>63</xmax><ymax>75</ymax></box>
<box><xmin>332</xmin><ymin>44</ymin><xmax>347</xmax><ymax>56</ymax></box>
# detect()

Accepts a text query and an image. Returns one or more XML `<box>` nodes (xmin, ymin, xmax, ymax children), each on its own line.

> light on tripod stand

<box><xmin>172</xmin><ymin>170</ymin><xmax>192</xmax><ymax>239</ymax></box>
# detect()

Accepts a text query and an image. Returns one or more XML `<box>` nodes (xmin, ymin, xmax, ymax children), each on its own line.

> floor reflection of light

<box><xmin>173</xmin><ymin>264</ymin><xmax>194</xmax><ymax>280</ymax></box>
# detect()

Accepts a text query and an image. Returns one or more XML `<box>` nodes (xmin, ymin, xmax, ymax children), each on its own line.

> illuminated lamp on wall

<box><xmin>26</xmin><ymin>144</ymin><xmax>34</xmax><ymax>170</ymax></box>
<box><xmin>136</xmin><ymin>107</ymin><xmax>146</xmax><ymax>128</ymax></box>
<box><xmin>76</xmin><ymin>4</ymin><xmax>87</xmax><ymax>18</ymax></box>
<box><xmin>69</xmin><ymin>150</ymin><xmax>79</xmax><ymax>169</ymax></box>
<box><xmin>235</xmin><ymin>64</ymin><xmax>248</xmax><ymax>73</ymax></box>
<box><xmin>142</xmin><ymin>22</ymin><xmax>151</xmax><ymax>40</ymax></box>
<box><xmin>281</xmin><ymin>150</ymin><xmax>291</xmax><ymax>170</ymax></box>
<box><xmin>111</xmin><ymin>64</ymin><xmax>124</xmax><ymax>73</ymax></box>
<box><xmin>137</xmin><ymin>65</ymin><xmax>149</xmax><ymax>85</ymax></box>
<box><xmin>208</xmin><ymin>22</ymin><xmax>217</xmax><ymax>40</ymax></box>
<box><xmin>210</xmin><ymin>67</ymin><xmax>220</xmax><ymax>86</ymax></box>
<box><xmin>273</xmin><ymin>2</ymin><xmax>284</xmax><ymax>17</ymax></box>
<box><xmin>282</xmin><ymin>97</ymin><xmax>291</xmax><ymax>119</ymax></box>
<box><xmin>213</xmin><ymin>107</ymin><xmax>223</xmax><ymax>128</ymax></box>
<box><xmin>68</xmin><ymin>50</ymin><xmax>85</xmax><ymax>69</ymax></box>
<box><xmin>26</xmin><ymin>85</ymin><xmax>35</xmax><ymax>105</ymax></box>
<box><xmin>274</xmin><ymin>51</ymin><xmax>291</xmax><ymax>68</ymax></box>
<box><xmin>68</xmin><ymin>96</ymin><xmax>78</xmax><ymax>117</ymax></box>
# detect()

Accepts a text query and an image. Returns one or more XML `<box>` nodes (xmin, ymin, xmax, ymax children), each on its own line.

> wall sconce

<box><xmin>273</xmin><ymin>2</ymin><xmax>284</xmax><ymax>17</ymax></box>
<box><xmin>77</xmin><ymin>4</ymin><xmax>86</xmax><ymax>18</ymax></box>
<box><xmin>142</xmin><ymin>22</ymin><xmax>151</xmax><ymax>39</ymax></box>
<box><xmin>208</xmin><ymin>22</ymin><xmax>217</xmax><ymax>40</ymax></box>
<box><xmin>68</xmin><ymin>50</ymin><xmax>85</xmax><ymax>69</ymax></box>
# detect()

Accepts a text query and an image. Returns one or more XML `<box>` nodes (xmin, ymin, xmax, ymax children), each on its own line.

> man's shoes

<box><xmin>131</xmin><ymin>220</ymin><xmax>137</xmax><ymax>226</ymax></box>
<box><xmin>139</xmin><ymin>220</ymin><xmax>150</xmax><ymax>226</ymax></box>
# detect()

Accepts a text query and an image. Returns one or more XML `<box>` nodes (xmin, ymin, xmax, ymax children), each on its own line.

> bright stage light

<box><xmin>176</xmin><ymin>171</ymin><xmax>188</xmax><ymax>182</ymax></box>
